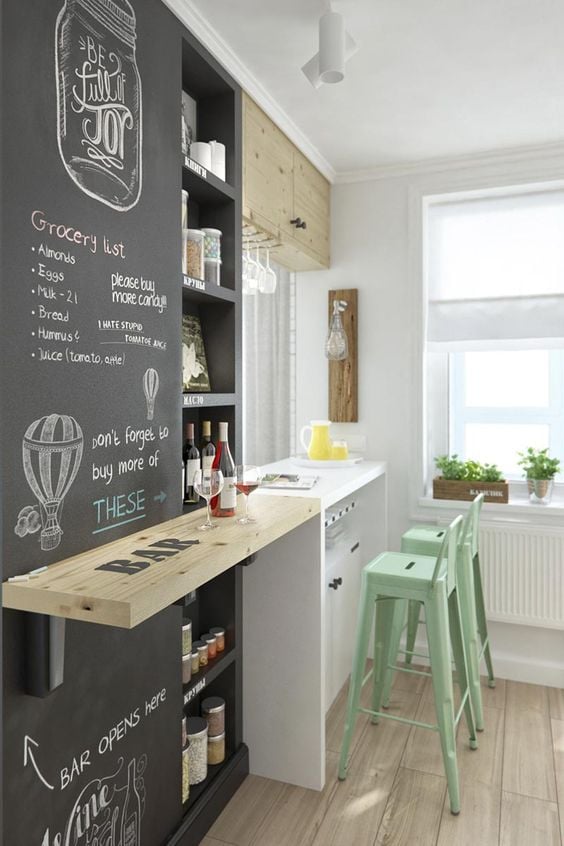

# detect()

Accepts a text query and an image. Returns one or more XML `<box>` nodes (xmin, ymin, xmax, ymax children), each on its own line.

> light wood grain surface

<box><xmin>208</xmin><ymin>673</ymin><xmax>564</xmax><ymax>846</ymax></box>
<box><xmin>2</xmin><ymin>495</ymin><xmax>319</xmax><ymax>628</ymax></box>
<box><xmin>328</xmin><ymin>288</ymin><xmax>358</xmax><ymax>423</ymax></box>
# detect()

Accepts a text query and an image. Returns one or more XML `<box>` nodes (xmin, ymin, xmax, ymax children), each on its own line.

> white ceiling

<box><xmin>187</xmin><ymin>0</ymin><xmax>564</xmax><ymax>176</ymax></box>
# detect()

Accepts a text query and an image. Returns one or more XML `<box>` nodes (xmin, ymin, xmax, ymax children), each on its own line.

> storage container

<box><xmin>184</xmin><ymin>229</ymin><xmax>204</xmax><ymax>279</ymax></box>
<box><xmin>207</xmin><ymin>732</ymin><xmax>225</xmax><ymax>765</ymax></box>
<box><xmin>209</xmin><ymin>627</ymin><xmax>225</xmax><ymax>652</ymax></box>
<box><xmin>201</xmin><ymin>696</ymin><xmax>225</xmax><ymax>737</ymax></box>
<box><xmin>182</xmin><ymin>742</ymin><xmax>190</xmax><ymax>801</ymax></box>
<box><xmin>194</xmin><ymin>639</ymin><xmax>208</xmax><ymax>667</ymax></box>
<box><xmin>191</xmin><ymin>649</ymin><xmax>200</xmax><ymax>675</ymax></box>
<box><xmin>186</xmin><ymin>717</ymin><xmax>208</xmax><ymax>785</ymax></box>
<box><xmin>182</xmin><ymin>620</ymin><xmax>192</xmax><ymax>656</ymax></box>
<box><xmin>204</xmin><ymin>258</ymin><xmax>221</xmax><ymax>286</ymax></box>
<box><xmin>201</xmin><ymin>632</ymin><xmax>217</xmax><ymax>660</ymax></box>
<box><xmin>182</xmin><ymin>653</ymin><xmax>191</xmax><ymax>684</ymax></box>
<box><xmin>202</xmin><ymin>228</ymin><xmax>222</xmax><ymax>261</ymax></box>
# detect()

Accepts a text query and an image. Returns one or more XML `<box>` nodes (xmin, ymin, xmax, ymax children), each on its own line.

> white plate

<box><xmin>291</xmin><ymin>454</ymin><xmax>363</xmax><ymax>469</ymax></box>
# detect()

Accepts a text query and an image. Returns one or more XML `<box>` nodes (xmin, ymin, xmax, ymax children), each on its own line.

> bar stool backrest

<box><xmin>431</xmin><ymin>514</ymin><xmax>464</xmax><ymax>594</ymax></box>
<box><xmin>461</xmin><ymin>493</ymin><xmax>484</xmax><ymax>558</ymax></box>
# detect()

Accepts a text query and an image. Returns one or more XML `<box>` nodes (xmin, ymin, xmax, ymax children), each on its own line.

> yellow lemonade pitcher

<box><xmin>300</xmin><ymin>420</ymin><xmax>333</xmax><ymax>460</ymax></box>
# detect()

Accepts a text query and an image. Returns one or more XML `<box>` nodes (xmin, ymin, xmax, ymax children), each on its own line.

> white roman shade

<box><xmin>427</xmin><ymin>186</ymin><xmax>564</xmax><ymax>350</ymax></box>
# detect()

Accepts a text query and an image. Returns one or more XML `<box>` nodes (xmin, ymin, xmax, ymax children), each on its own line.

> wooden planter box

<box><xmin>433</xmin><ymin>477</ymin><xmax>509</xmax><ymax>504</ymax></box>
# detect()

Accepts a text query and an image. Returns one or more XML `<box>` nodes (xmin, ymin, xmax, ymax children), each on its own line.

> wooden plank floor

<box><xmin>204</xmin><ymin>668</ymin><xmax>564</xmax><ymax>846</ymax></box>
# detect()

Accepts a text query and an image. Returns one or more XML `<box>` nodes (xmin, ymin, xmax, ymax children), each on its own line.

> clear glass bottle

<box><xmin>325</xmin><ymin>300</ymin><xmax>348</xmax><ymax>360</ymax></box>
<box><xmin>56</xmin><ymin>0</ymin><xmax>142</xmax><ymax>210</ymax></box>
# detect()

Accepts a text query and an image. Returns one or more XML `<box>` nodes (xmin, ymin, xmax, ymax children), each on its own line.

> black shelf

<box><xmin>183</xmin><ymin>647</ymin><xmax>236</xmax><ymax>705</ymax></box>
<box><xmin>182</xmin><ymin>157</ymin><xmax>235</xmax><ymax>205</ymax></box>
<box><xmin>182</xmin><ymin>275</ymin><xmax>236</xmax><ymax>304</ymax></box>
<box><xmin>182</xmin><ymin>392</ymin><xmax>236</xmax><ymax>408</ymax></box>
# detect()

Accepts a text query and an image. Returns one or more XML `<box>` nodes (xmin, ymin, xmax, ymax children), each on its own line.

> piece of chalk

<box><xmin>29</xmin><ymin>566</ymin><xmax>48</xmax><ymax>576</ymax></box>
<box><xmin>8</xmin><ymin>575</ymin><xmax>29</xmax><ymax>582</ymax></box>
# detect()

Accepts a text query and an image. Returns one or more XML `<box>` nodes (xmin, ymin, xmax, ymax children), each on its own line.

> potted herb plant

<box><xmin>433</xmin><ymin>455</ymin><xmax>508</xmax><ymax>503</ymax></box>
<box><xmin>517</xmin><ymin>447</ymin><xmax>561</xmax><ymax>504</ymax></box>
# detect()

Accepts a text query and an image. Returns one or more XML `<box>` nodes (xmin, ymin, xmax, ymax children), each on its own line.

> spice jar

<box><xmin>56</xmin><ymin>0</ymin><xmax>142</xmax><ymax>211</ymax></box>
<box><xmin>182</xmin><ymin>653</ymin><xmax>191</xmax><ymax>685</ymax></box>
<box><xmin>201</xmin><ymin>632</ymin><xmax>217</xmax><ymax>660</ymax></box>
<box><xmin>182</xmin><ymin>620</ymin><xmax>192</xmax><ymax>656</ymax></box>
<box><xmin>185</xmin><ymin>229</ymin><xmax>204</xmax><ymax>279</ymax></box>
<box><xmin>182</xmin><ymin>742</ymin><xmax>190</xmax><ymax>801</ymax></box>
<box><xmin>209</xmin><ymin>627</ymin><xmax>225</xmax><ymax>652</ymax></box>
<box><xmin>191</xmin><ymin>649</ymin><xmax>200</xmax><ymax>676</ymax></box>
<box><xmin>207</xmin><ymin>732</ymin><xmax>225</xmax><ymax>765</ymax></box>
<box><xmin>186</xmin><ymin>717</ymin><xmax>208</xmax><ymax>784</ymax></box>
<box><xmin>194</xmin><ymin>639</ymin><xmax>208</xmax><ymax>667</ymax></box>
<box><xmin>201</xmin><ymin>696</ymin><xmax>225</xmax><ymax>737</ymax></box>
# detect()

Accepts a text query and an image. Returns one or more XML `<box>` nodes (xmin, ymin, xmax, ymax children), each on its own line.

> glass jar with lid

<box><xmin>201</xmin><ymin>696</ymin><xmax>225</xmax><ymax>737</ymax></box>
<box><xmin>186</xmin><ymin>717</ymin><xmax>208</xmax><ymax>784</ymax></box>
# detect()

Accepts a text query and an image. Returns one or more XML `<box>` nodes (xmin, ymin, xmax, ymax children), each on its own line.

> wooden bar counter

<box><xmin>2</xmin><ymin>495</ymin><xmax>319</xmax><ymax>629</ymax></box>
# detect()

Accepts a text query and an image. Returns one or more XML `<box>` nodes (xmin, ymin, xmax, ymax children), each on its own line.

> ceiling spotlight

<box><xmin>302</xmin><ymin>8</ymin><xmax>357</xmax><ymax>88</ymax></box>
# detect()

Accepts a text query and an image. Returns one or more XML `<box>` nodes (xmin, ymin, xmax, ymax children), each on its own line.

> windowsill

<box><xmin>415</xmin><ymin>489</ymin><xmax>564</xmax><ymax>525</ymax></box>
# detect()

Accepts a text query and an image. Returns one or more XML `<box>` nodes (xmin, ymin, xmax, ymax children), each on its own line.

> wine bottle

<box><xmin>211</xmin><ymin>421</ymin><xmax>236</xmax><ymax>517</ymax></box>
<box><xmin>200</xmin><ymin>420</ymin><xmax>215</xmax><ymax>471</ymax></box>
<box><xmin>183</xmin><ymin>423</ymin><xmax>200</xmax><ymax>504</ymax></box>
<box><xmin>120</xmin><ymin>758</ymin><xmax>141</xmax><ymax>846</ymax></box>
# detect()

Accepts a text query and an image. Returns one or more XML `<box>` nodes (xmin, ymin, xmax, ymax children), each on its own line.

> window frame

<box><xmin>407</xmin><ymin>163</ymin><xmax>564</xmax><ymax>521</ymax></box>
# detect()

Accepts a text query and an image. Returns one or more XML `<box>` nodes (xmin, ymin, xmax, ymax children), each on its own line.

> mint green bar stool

<box><xmin>393</xmin><ymin>495</ymin><xmax>494</xmax><ymax>730</ymax></box>
<box><xmin>380</xmin><ymin>494</ymin><xmax>489</xmax><ymax>730</ymax></box>
<box><xmin>338</xmin><ymin>515</ymin><xmax>477</xmax><ymax>815</ymax></box>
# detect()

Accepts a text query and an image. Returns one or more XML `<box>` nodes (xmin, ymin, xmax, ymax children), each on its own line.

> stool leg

<box><xmin>457</xmin><ymin>546</ymin><xmax>484</xmax><ymax>731</ymax></box>
<box><xmin>378</xmin><ymin>599</ymin><xmax>406</xmax><ymax>712</ymax></box>
<box><xmin>473</xmin><ymin>553</ymin><xmax>495</xmax><ymax>688</ymax></box>
<box><xmin>448</xmin><ymin>587</ymin><xmax>478</xmax><ymax>749</ymax></box>
<box><xmin>339</xmin><ymin>575</ymin><xmax>375</xmax><ymax>781</ymax></box>
<box><xmin>405</xmin><ymin>600</ymin><xmax>421</xmax><ymax>666</ymax></box>
<box><xmin>425</xmin><ymin>586</ymin><xmax>461</xmax><ymax>815</ymax></box>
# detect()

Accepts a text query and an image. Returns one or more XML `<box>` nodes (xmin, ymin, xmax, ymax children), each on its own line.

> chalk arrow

<box><xmin>154</xmin><ymin>491</ymin><xmax>167</xmax><ymax>504</ymax></box>
<box><xmin>24</xmin><ymin>735</ymin><xmax>54</xmax><ymax>790</ymax></box>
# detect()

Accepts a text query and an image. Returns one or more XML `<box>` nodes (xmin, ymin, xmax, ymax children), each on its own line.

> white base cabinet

<box><xmin>243</xmin><ymin>461</ymin><xmax>387</xmax><ymax>790</ymax></box>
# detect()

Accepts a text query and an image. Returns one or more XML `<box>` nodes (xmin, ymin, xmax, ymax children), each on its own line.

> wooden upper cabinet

<box><xmin>243</xmin><ymin>93</ymin><xmax>330</xmax><ymax>271</ymax></box>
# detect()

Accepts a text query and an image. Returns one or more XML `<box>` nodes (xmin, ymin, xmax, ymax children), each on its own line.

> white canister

<box><xmin>209</xmin><ymin>141</ymin><xmax>226</xmax><ymax>181</ymax></box>
<box><xmin>190</xmin><ymin>141</ymin><xmax>212</xmax><ymax>171</ymax></box>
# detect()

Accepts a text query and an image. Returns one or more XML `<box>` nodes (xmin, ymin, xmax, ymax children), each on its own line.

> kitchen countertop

<box><xmin>257</xmin><ymin>458</ymin><xmax>387</xmax><ymax>509</ymax></box>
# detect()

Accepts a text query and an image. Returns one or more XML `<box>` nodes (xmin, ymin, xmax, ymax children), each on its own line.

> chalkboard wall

<box><xmin>1</xmin><ymin>0</ymin><xmax>188</xmax><ymax>840</ymax></box>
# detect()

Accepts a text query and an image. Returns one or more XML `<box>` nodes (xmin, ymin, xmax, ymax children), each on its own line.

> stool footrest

<box><xmin>358</xmin><ymin>706</ymin><xmax>438</xmax><ymax>732</ymax></box>
<box><xmin>387</xmin><ymin>663</ymin><xmax>432</xmax><ymax>678</ymax></box>
<box><xmin>454</xmin><ymin>689</ymin><xmax>470</xmax><ymax>726</ymax></box>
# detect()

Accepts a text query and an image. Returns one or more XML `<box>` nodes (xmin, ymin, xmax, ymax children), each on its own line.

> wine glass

<box><xmin>193</xmin><ymin>469</ymin><xmax>224</xmax><ymax>530</ymax></box>
<box><xmin>235</xmin><ymin>465</ymin><xmax>261</xmax><ymax>524</ymax></box>
<box><xmin>259</xmin><ymin>248</ymin><xmax>277</xmax><ymax>294</ymax></box>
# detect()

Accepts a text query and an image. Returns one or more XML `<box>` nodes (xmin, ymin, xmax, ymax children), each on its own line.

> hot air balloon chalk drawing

<box><xmin>21</xmin><ymin>414</ymin><xmax>84</xmax><ymax>551</ymax></box>
<box><xmin>143</xmin><ymin>368</ymin><xmax>159</xmax><ymax>421</ymax></box>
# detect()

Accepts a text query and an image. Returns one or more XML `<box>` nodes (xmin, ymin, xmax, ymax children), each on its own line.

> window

<box><xmin>424</xmin><ymin>183</ymin><xmax>564</xmax><ymax>485</ymax></box>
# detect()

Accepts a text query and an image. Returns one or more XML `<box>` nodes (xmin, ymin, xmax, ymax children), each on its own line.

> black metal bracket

<box><xmin>290</xmin><ymin>217</ymin><xmax>307</xmax><ymax>229</ymax></box>
<box><xmin>328</xmin><ymin>577</ymin><xmax>343</xmax><ymax>590</ymax></box>
<box><xmin>240</xmin><ymin>553</ymin><xmax>257</xmax><ymax>567</ymax></box>
<box><xmin>24</xmin><ymin>613</ymin><xmax>66</xmax><ymax>698</ymax></box>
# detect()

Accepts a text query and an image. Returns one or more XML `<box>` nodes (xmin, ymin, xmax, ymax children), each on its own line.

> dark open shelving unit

<box><xmin>173</xmin><ymin>20</ymin><xmax>245</xmax><ymax>846</ymax></box>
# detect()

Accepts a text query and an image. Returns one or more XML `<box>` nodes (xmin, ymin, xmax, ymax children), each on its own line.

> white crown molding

<box><xmin>162</xmin><ymin>0</ymin><xmax>337</xmax><ymax>183</ymax></box>
<box><xmin>335</xmin><ymin>140</ymin><xmax>564</xmax><ymax>184</ymax></box>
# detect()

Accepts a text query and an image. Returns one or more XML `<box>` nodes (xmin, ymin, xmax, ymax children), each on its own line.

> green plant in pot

<box><xmin>517</xmin><ymin>447</ymin><xmax>561</xmax><ymax>504</ymax></box>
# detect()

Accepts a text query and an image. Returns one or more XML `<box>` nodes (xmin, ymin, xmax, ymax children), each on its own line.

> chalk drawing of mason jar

<box><xmin>56</xmin><ymin>0</ymin><xmax>142</xmax><ymax>211</ymax></box>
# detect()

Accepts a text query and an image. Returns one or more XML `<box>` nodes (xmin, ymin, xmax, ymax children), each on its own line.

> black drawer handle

<box><xmin>350</xmin><ymin>542</ymin><xmax>360</xmax><ymax>553</ymax></box>
<box><xmin>329</xmin><ymin>577</ymin><xmax>343</xmax><ymax>590</ymax></box>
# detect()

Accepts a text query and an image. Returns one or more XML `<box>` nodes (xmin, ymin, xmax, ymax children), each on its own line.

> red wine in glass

<box><xmin>235</xmin><ymin>465</ymin><xmax>261</xmax><ymax>524</ymax></box>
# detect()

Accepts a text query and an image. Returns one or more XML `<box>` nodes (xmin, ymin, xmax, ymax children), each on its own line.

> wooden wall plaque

<box><xmin>328</xmin><ymin>288</ymin><xmax>358</xmax><ymax>422</ymax></box>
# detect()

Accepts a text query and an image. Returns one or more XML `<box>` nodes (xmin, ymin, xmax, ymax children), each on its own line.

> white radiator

<box><xmin>480</xmin><ymin>523</ymin><xmax>564</xmax><ymax>630</ymax></box>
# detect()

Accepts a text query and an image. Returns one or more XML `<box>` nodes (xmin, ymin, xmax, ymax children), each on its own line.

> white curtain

<box><xmin>426</xmin><ymin>185</ymin><xmax>564</xmax><ymax>349</ymax></box>
<box><xmin>242</xmin><ymin>262</ymin><xmax>295</xmax><ymax>466</ymax></box>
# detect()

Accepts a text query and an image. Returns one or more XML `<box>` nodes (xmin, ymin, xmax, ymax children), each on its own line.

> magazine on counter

<box><xmin>260</xmin><ymin>474</ymin><xmax>319</xmax><ymax>490</ymax></box>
